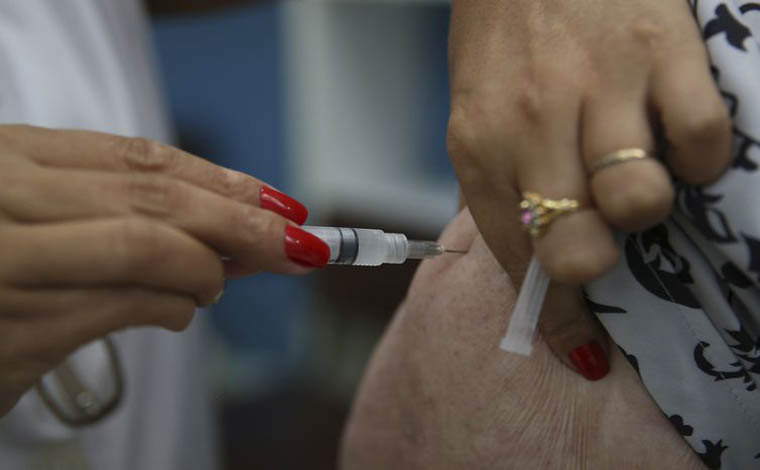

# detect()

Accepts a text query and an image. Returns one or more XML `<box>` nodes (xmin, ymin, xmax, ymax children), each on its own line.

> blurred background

<box><xmin>149</xmin><ymin>1</ymin><xmax>455</xmax><ymax>468</ymax></box>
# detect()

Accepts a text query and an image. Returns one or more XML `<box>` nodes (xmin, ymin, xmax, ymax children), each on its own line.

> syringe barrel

<box><xmin>302</xmin><ymin>226</ymin><xmax>408</xmax><ymax>266</ymax></box>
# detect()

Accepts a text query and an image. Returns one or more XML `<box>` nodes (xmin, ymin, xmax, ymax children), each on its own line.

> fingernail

<box><xmin>284</xmin><ymin>225</ymin><xmax>330</xmax><ymax>268</ymax></box>
<box><xmin>568</xmin><ymin>340</ymin><xmax>610</xmax><ymax>381</ymax></box>
<box><xmin>260</xmin><ymin>186</ymin><xmax>309</xmax><ymax>225</ymax></box>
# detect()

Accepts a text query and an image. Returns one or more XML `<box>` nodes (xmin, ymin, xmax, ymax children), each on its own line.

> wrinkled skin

<box><xmin>341</xmin><ymin>210</ymin><xmax>704</xmax><ymax>469</ymax></box>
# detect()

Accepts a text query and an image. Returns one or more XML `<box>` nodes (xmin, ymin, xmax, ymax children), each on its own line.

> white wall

<box><xmin>281</xmin><ymin>1</ymin><xmax>457</xmax><ymax>234</ymax></box>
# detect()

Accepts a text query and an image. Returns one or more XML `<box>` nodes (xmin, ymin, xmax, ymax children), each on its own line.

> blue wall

<box><xmin>152</xmin><ymin>4</ymin><xmax>309</xmax><ymax>376</ymax></box>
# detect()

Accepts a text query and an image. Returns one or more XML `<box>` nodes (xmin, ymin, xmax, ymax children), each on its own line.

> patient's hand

<box><xmin>340</xmin><ymin>209</ymin><xmax>704</xmax><ymax>469</ymax></box>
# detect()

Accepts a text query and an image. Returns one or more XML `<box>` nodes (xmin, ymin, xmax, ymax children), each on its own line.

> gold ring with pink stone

<box><xmin>519</xmin><ymin>192</ymin><xmax>582</xmax><ymax>238</ymax></box>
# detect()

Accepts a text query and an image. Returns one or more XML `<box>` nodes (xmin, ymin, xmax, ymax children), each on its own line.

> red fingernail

<box><xmin>260</xmin><ymin>186</ymin><xmax>309</xmax><ymax>225</ymax></box>
<box><xmin>568</xmin><ymin>340</ymin><xmax>610</xmax><ymax>381</ymax></box>
<box><xmin>284</xmin><ymin>225</ymin><xmax>330</xmax><ymax>268</ymax></box>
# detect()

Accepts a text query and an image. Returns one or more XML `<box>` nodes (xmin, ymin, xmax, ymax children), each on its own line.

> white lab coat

<box><xmin>0</xmin><ymin>1</ymin><xmax>218</xmax><ymax>469</ymax></box>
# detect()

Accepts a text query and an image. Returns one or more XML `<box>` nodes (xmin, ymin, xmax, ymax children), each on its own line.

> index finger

<box><xmin>0</xmin><ymin>125</ymin><xmax>305</xmax><ymax>220</ymax></box>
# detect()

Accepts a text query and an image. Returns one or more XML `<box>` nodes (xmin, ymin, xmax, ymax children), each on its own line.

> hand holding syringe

<box><xmin>302</xmin><ymin>226</ymin><xmax>466</xmax><ymax>266</ymax></box>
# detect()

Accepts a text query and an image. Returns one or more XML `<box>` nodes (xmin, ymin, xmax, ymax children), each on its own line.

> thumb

<box><xmin>539</xmin><ymin>282</ymin><xmax>611</xmax><ymax>381</ymax></box>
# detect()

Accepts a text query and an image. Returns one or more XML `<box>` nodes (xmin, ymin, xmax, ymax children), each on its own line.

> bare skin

<box><xmin>341</xmin><ymin>209</ymin><xmax>705</xmax><ymax>469</ymax></box>
<box><xmin>446</xmin><ymin>0</ymin><xmax>733</xmax><ymax>374</ymax></box>
<box><xmin>0</xmin><ymin>125</ymin><xmax>317</xmax><ymax>416</ymax></box>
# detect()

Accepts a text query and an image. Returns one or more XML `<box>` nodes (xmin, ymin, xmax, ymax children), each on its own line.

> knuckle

<box><xmin>118</xmin><ymin>136</ymin><xmax>176</xmax><ymax>173</ymax></box>
<box><xmin>447</xmin><ymin>100</ymin><xmax>499</xmax><ymax>187</ymax></box>
<box><xmin>510</xmin><ymin>61</ymin><xmax>578</xmax><ymax>122</ymax></box>
<box><xmin>628</xmin><ymin>18</ymin><xmax>667</xmax><ymax>52</ymax></box>
<box><xmin>233</xmin><ymin>206</ymin><xmax>281</xmax><ymax>255</ymax></box>
<box><xmin>112</xmin><ymin>220</ymin><xmax>222</xmax><ymax>302</ymax></box>
<box><xmin>672</xmin><ymin>104</ymin><xmax>731</xmax><ymax>145</ymax></box>
<box><xmin>218</xmin><ymin>169</ymin><xmax>259</xmax><ymax>204</ymax></box>
<box><xmin>668</xmin><ymin>103</ymin><xmax>732</xmax><ymax>183</ymax></box>
<box><xmin>110</xmin><ymin>219</ymin><xmax>168</xmax><ymax>276</ymax></box>
<box><xmin>544</xmin><ymin>245</ymin><xmax>618</xmax><ymax>284</ymax></box>
<box><xmin>602</xmin><ymin>180</ymin><xmax>674</xmax><ymax>228</ymax></box>
<box><xmin>512</xmin><ymin>84</ymin><xmax>547</xmax><ymax>127</ymax></box>
<box><xmin>446</xmin><ymin>103</ymin><xmax>480</xmax><ymax>164</ymax></box>
<box><xmin>124</xmin><ymin>174</ymin><xmax>179</xmax><ymax>218</ymax></box>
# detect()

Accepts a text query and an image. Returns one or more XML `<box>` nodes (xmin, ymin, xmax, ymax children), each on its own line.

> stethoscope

<box><xmin>35</xmin><ymin>337</ymin><xmax>123</xmax><ymax>427</ymax></box>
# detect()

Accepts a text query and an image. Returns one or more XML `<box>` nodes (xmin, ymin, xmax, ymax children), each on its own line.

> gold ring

<box><xmin>519</xmin><ymin>192</ymin><xmax>581</xmax><ymax>238</ymax></box>
<box><xmin>588</xmin><ymin>148</ymin><xmax>651</xmax><ymax>175</ymax></box>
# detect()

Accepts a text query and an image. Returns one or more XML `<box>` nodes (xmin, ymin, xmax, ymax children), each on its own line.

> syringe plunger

<box><xmin>302</xmin><ymin>226</ymin><xmax>446</xmax><ymax>266</ymax></box>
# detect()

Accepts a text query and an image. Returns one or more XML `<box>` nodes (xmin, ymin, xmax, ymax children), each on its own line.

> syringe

<box><xmin>302</xmin><ymin>226</ymin><xmax>464</xmax><ymax>266</ymax></box>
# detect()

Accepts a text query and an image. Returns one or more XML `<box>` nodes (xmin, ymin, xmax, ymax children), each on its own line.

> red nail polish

<box><xmin>284</xmin><ymin>225</ymin><xmax>330</xmax><ymax>268</ymax></box>
<box><xmin>260</xmin><ymin>186</ymin><xmax>309</xmax><ymax>225</ymax></box>
<box><xmin>568</xmin><ymin>340</ymin><xmax>610</xmax><ymax>381</ymax></box>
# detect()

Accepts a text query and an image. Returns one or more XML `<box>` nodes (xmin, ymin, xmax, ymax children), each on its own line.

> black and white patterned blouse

<box><xmin>587</xmin><ymin>1</ymin><xmax>760</xmax><ymax>468</ymax></box>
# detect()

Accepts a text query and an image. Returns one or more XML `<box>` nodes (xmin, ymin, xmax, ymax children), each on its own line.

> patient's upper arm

<box><xmin>340</xmin><ymin>209</ymin><xmax>702</xmax><ymax>470</ymax></box>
